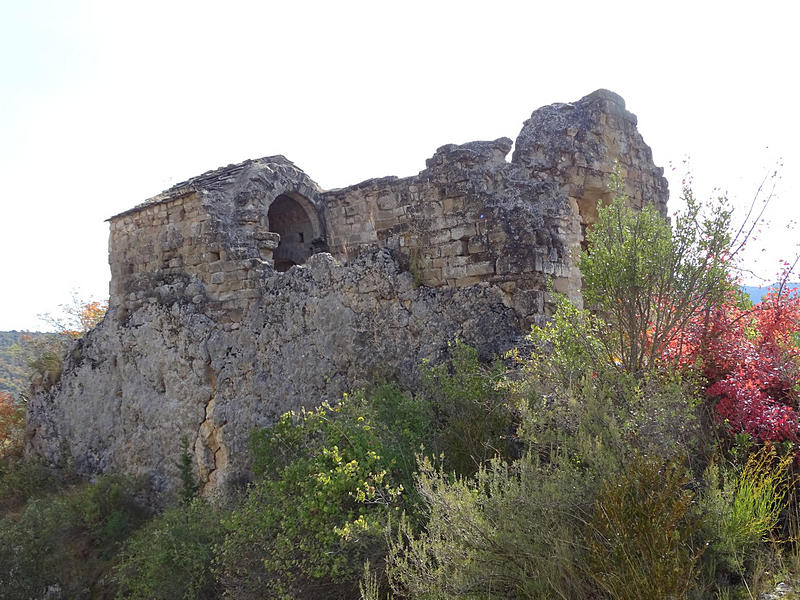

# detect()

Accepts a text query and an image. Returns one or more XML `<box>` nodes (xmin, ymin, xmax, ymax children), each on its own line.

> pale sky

<box><xmin>1</xmin><ymin>0</ymin><xmax>797</xmax><ymax>331</ymax></box>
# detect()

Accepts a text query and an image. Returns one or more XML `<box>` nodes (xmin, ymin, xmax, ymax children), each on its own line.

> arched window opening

<box><xmin>267</xmin><ymin>194</ymin><xmax>316</xmax><ymax>272</ymax></box>
<box><xmin>273</xmin><ymin>258</ymin><xmax>297</xmax><ymax>272</ymax></box>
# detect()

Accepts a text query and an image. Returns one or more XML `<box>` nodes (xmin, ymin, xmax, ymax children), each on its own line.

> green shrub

<box><xmin>359</xmin><ymin>560</ymin><xmax>392</xmax><ymax>600</ymax></box>
<box><xmin>523</xmin><ymin>293</ymin><xmax>605</xmax><ymax>385</ymax></box>
<box><xmin>388</xmin><ymin>454</ymin><xmax>592</xmax><ymax>600</ymax></box>
<box><xmin>369</xmin><ymin>383</ymin><xmax>433</xmax><ymax>482</ymax></box>
<box><xmin>0</xmin><ymin>473</ymin><xmax>148</xmax><ymax>599</ymax></box>
<box><xmin>519</xmin><ymin>292</ymin><xmax>705</xmax><ymax>472</ymax></box>
<box><xmin>22</xmin><ymin>334</ymin><xmax>69</xmax><ymax>391</ymax></box>
<box><xmin>388</xmin><ymin>311</ymin><xmax>709</xmax><ymax>599</ymax></box>
<box><xmin>387</xmin><ymin>374</ymin><xmax>696</xmax><ymax>600</ymax></box>
<box><xmin>115</xmin><ymin>498</ymin><xmax>224</xmax><ymax>600</ymax></box>
<box><xmin>177</xmin><ymin>437</ymin><xmax>200</xmax><ymax>505</ymax></box>
<box><xmin>698</xmin><ymin>445</ymin><xmax>791</xmax><ymax>590</ymax></box>
<box><xmin>0</xmin><ymin>391</ymin><xmax>25</xmax><ymax>461</ymax></box>
<box><xmin>216</xmin><ymin>387</ymin><xmax>428</xmax><ymax>600</ymax></box>
<box><xmin>0</xmin><ymin>459</ymin><xmax>63</xmax><ymax>517</ymax></box>
<box><xmin>422</xmin><ymin>339</ymin><xmax>515</xmax><ymax>477</ymax></box>
<box><xmin>584</xmin><ymin>455</ymin><xmax>703</xmax><ymax>600</ymax></box>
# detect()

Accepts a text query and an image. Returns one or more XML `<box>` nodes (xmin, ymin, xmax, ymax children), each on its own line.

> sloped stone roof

<box><xmin>109</xmin><ymin>155</ymin><xmax>305</xmax><ymax>220</ymax></box>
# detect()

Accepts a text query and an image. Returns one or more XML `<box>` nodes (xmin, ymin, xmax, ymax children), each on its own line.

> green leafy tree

<box><xmin>581</xmin><ymin>168</ymin><xmax>732</xmax><ymax>374</ymax></box>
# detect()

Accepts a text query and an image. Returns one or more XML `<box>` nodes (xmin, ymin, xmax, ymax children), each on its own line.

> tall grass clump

<box><xmin>698</xmin><ymin>445</ymin><xmax>792</xmax><ymax>593</ymax></box>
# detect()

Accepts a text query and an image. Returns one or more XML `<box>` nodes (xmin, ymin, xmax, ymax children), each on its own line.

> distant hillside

<box><xmin>742</xmin><ymin>283</ymin><xmax>800</xmax><ymax>305</ymax></box>
<box><xmin>0</xmin><ymin>331</ymin><xmax>50</xmax><ymax>399</ymax></box>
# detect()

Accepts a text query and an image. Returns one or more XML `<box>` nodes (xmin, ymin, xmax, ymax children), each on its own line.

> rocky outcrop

<box><xmin>27</xmin><ymin>251</ymin><xmax>520</xmax><ymax>495</ymax></box>
<box><xmin>26</xmin><ymin>90</ymin><xmax>669</xmax><ymax>497</ymax></box>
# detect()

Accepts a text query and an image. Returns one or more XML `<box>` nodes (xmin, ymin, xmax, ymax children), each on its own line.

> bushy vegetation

<box><xmin>2</xmin><ymin>175</ymin><xmax>799</xmax><ymax>599</ymax></box>
<box><xmin>0</xmin><ymin>296</ymin><xmax>108</xmax><ymax>397</ymax></box>
<box><xmin>0</xmin><ymin>473</ymin><xmax>148</xmax><ymax>599</ymax></box>
<box><xmin>0</xmin><ymin>331</ymin><xmax>44</xmax><ymax>398</ymax></box>
<box><xmin>0</xmin><ymin>390</ymin><xmax>25</xmax><ymax>462</ymax></box>
<box><xmin>698</xmin><ymin>445</ymin><xmax>793</xmax><ymax>594</ymax></box>
<box><xmin>421</xmin><ymin>341</ymin><xmax>515</xmax><ymax>477</ymax></box>
<box><xmin>114</xmin><ymin>498</ymin><xmax>225</xmax><ymax>600</ymax></box>
<box><xmin>215</xmin><ymin>389</ymin><xmax>420</xmax><ymax>600</ymax></box>
<box><xmin>584</xmin><ymin>455</ymin><xmax>703</xmax><ymax>600</ymax></box>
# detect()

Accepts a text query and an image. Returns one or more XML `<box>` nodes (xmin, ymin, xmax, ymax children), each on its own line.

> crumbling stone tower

<box><xmin>28</xmin><ymin>90</ymin><xmax>668</xmax><ymax>495</ymax></box>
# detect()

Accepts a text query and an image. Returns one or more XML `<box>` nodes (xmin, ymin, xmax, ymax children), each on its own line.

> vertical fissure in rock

<box><xmin>194</xmin><ymin>361</ymin><xmax>226</xmax><ymax>496</ymax></box>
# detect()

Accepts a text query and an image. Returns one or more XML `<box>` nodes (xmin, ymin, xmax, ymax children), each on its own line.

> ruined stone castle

<box><xmin>26</xmin><ymin>90</ymin><xmax>669</xmax><ymax>496</ymax></box>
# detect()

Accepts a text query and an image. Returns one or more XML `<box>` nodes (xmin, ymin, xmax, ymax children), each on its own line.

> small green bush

<box><xmin>523</xmin><ymin>293</ymin><xmax>605</xmax><ymax>385</ymax></box>
<box><xmin>216</xmin><ymin>387</ymin><xmax>428</xmax><ymax>600</ymax></box>
<box><xmin>584</xmin><ymin>455</ymin><xmax>703</xmax><ymax>600</ymax></box>
<box><xmin>0</xmin><ymin>391</ymin><xmax>25</xmax><ymax>461</ymax></box>
<box><xmin>177</xmin><ymin>437</ymin><xmax>200</xmax><ymax>505</ymax></box>
<box><xmin>422</xmin><ymin>339</ymin><xmax>515</xmax><ymax>477</ymax></box>
<box><xmin>0</xmin><ymin>459</ymin><xmax>63</xmax><ymax>517</ymax></box>
<box><xmin>388</xmin><ymin>454</ymin><xmax>591</xmax><ymax>600</ymax></box>
<box><xmin>0</xmin><ymin>473</ymin><xmax>148</xmax><ymax>599</ymax></box>
<box><xmin>698</xmin><ymin>445</ymin><xmax>791</xmax><ymax>591</ymax></box>
<box><xmin>359</xmin><ymin>560</ymin><xmax>392</xmax><ymax>600</ymax></box>
<box><xmin>115</xmin><ymin>498</ymin><xmax>225</xmax><ymax>600</ymax></box>
<box><xmin>23</xmin><ymin>334</ymin><xmax>69</xmax><ymax>391</ymax></box>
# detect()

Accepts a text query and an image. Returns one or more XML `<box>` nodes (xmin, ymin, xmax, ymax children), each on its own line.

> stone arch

<box><xmin>267</xmin><ymin>192</ymin><xmax>322</xmax><ymax>271</ymax></box>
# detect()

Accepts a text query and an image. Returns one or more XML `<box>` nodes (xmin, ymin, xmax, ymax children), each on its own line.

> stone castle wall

<box><xmin>26</xmin><ymin>89</ymin><xmax>669</xmax><ymax>497</ymax></box>
<box><xmin>321</xmin><ymin>89</ymin><xmax>667</xmax><ymax>321</ymax></box>
<box><xmin>108</xmin><ymin>157</ymin><xmax>324</xmax><ymax>324</ymax></box>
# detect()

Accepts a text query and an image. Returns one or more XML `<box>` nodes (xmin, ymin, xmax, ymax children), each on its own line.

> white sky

<box><xmin>1</xmin><ymin>0</ymin><xmax>797</xmax><ymax>331</ymax></box>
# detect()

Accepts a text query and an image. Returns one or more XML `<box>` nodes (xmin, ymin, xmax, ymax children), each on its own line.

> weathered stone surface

<box><xmin>26</xmin><ymin>90</ymin><xmax>669</xmax><ymax>497</ymax></box>
<box><xmin>27</xmin><ymin>251</ymin><xmax>520</xmax><ymax>495</ymax></box>
<box><xmin>761</xmin><ymin>582</ymin><xmax>795</xmax><ymax>600</ymax></box>
<box><xmin>324</xmin><ymin>89</ymin><xmax>668</xmax><ymax>314</ymax></box>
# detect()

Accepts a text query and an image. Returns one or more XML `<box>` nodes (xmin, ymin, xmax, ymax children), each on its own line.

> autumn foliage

<box><xmin>40</xmin><ymin>296</ymin><xmax>108</xmax><ymax>339</ymax></box>
<box><xmin>0</xmin><ymin>391</ymin><xmax>24</xmax><ymax>460</ymax></box>
<box><xmin>664</xmin><ymin>285</ymin><xmax>800</xmax><ymax>445</ymax></box>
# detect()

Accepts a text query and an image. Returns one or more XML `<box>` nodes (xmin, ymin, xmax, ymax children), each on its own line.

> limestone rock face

<box><xmin>26</xmin><ymin>90</ymin><xmax>669</xmax><ymax>497</ymax></box>
<box><xmin>27</xmin><ymin>251</ymin><xmax>520</xmax><ymax>495</ymax></box>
